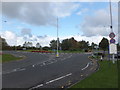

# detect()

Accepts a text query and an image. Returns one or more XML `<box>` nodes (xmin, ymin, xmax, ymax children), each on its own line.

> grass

<box><xmin>71</xmin><ymin>60</ymin><xmax>119</xmax><ymax>88</ymax></box>
<box><xmin>0</xmin><ymin>54</ymin><xmax>23</xmax><ymax>63</ymax></box>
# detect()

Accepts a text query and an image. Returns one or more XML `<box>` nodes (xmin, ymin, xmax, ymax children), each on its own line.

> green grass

<box><xmin>71</xmin><ymin>60</ymin><xmax>119</xmax><ymax>88</ymax></box>
<box><xmin>0</xmin><ymin>54</ymin><xmax>23</xmax><ymax>63</ymax></box>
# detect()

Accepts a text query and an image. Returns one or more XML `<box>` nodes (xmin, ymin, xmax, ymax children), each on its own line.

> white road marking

<box><xmin>29</xmin><ymin>84</ymin><xmax>43</xmax><ymax>90</ymax></box>
<box><xmin>17</xmin><ymin>68</ymin><xmax>26</xmax><ymax>71</ymax></box>
<box><xmin>0</xmin><ymin>72</ymin><xmax>2</xmax><ymax>75</ymax></box>
<box><xmin>46</xmin><ymin>73</ymin><xmax>72</xmax><ymax>84</ymax></box>
<box><xmin>81</xmin><ymin>63</ymin><xmax>90</xmax><ymax>70</ymax></box>
<box><xmin>43</xmin><ymin>62</ymin><xmax>45</xmax><ymax>65</ymax></box>
<box><xmin>3</xmin><ymin>68</ymin><xmax>26</xmax><ymax>74</ymax></box>
<box><xmin>81</xmin><ymin>74</ymin><xmax>83</xmax><ymax>77</ymax></box>
<box><xmin>29</xmin><ymin>73</ymin><xmax>72</xmax><ymax>89</ymax></box>
<box><xmin>32</xmin><ymin>65</ymin><xmax>35</xmax><ymax>67</ymax></box>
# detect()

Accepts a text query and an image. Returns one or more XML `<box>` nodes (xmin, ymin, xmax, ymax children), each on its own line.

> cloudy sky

<box><xmin>1</xmin><ymin>1</ymin><xmax>118</xmax><ymax>46</ymax></box>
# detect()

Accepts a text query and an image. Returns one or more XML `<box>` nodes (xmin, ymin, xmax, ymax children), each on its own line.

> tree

<box><xmin>42</xmin><ymin>46</ymin><xmax>50</xmax><ymax>51</ymax></box>
<box><xmin>49</xmin><ymin>39</ymin><xmax>60</xmax><ymax>50</ymax></box>
<box><xmin>61</xmin><ymin>39</ymin><xmax>70</xmax><ymax>50</ymax></box>
<box><xmin>69</xmin><ymin>37</ymin><xmax>79</xmax><ymax>51</ymax></box>
<box><xmin>61</xmin><ymin>37</ymin><xmax>79</xmax><ymax>51</ymax></box>
<box><xmin>0</xmin><ymin>36</ymin><xmax>11</xmax><ymax>50</ymax></box>
<box><xmin>78</xmin><ymin>40</ymin><xmax>89</xmax><ymax>51</ymax></box>
<box><xmin>91</xmin><ymin>42</ymin><xmax>97</xmax><ymax>49</ymax></box>
<box><xmin>99</xmin><ymin>37</ymin><xmax>109</xmax><ymax>51</ymax></box>
<box><xmin>0</xmin><ymin>36</ymin><xmax>8</xmax><ymax>46</ymax></box>
<box><xmin>49</xmin><ymin>40</ymin><xmax>57</xmax><ymax>50</ymax></box>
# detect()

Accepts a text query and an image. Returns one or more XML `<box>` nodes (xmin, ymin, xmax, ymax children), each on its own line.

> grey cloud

<box><xmin>21</xmin><ymin>28</ymin><xmax>32</xmax><ymax>37</ymax></box>
<box><xmin>2</xmin><ymin>2</ymin><xmax>80</xmax><ymax>26</ymax></box>
<box><xmin>2</xmin><ymin>2</ymin><xmax>56</xmax><ymax>26</ymax></box>
<box><xmin>37</xmin><ymin>35</ymin><xmax>48</xmax><ymax>39</ymax></box>
<box><xmin>80</xmin><ymin>8</ymin><xmax>118</xmax><ymax>37</ymax></box>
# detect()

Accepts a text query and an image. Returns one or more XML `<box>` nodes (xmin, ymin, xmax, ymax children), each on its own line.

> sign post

<box><xmin>109</xmin><ymin>32</ymin><xmax>117</xmax><ymax>64</ymax></box>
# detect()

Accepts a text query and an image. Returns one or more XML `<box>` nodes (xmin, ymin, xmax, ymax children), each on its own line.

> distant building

<box><xmin>36</xmin><ymin>43</ymin><xmax>41</xmax><ymax>48</ymax></box>
<box><xmin>23</xmin><ymin>42</ymin><xmax>33</xmax><ymax>48</ymax></box>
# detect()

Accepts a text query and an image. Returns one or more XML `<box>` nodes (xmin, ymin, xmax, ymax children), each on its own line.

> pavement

<box><xmin>2</xmin><ymin>51</ymin><xmax>98</xmax><ymax>89</ymax></box>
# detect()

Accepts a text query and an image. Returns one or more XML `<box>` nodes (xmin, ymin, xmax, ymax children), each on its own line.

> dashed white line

<box><xmin>45</xmin><ymin>73</ymin><xmax>72</xmax><ymax>84</ymax></box>
<box><xmin>32</xmin><ymin>65</ymin><xmax>35</xmax><ymax>67</ymax></box>
<box><xmin>43</xmin><ymin>62</ymin><xmax>45</xmax><ymax>65</ymax></box>
<box><xmin>3</xmin><ymin>68</ymin><xmax>26</xmax><ymax>74</ymax></box>
<box><xmin>29</xmin><ymin>73</ymin><xmax>72</xmax><ymax>90</ymax></box>
<box><xmin>17</xmin><ymin>68</ymin><xmax>26</xmax><ymax>71</ymax></box>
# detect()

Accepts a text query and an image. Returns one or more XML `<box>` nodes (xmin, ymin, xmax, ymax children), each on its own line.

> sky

<box><xmin>0</xmin><ymin>1</ymin><xmax>118</xmax><ymax>47</ymax></box>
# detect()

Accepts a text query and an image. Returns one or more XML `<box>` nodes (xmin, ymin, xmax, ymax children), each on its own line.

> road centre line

<box><xmin>3</xmin><ymin>68</ymin><xmax>26</xmax><ymax>74</ymax></box>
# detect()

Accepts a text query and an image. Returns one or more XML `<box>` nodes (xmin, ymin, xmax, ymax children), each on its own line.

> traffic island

<box><xmin>1</xmin><ymin>54</ymin><xmax>24</xmax><ymax>63</ymax></box>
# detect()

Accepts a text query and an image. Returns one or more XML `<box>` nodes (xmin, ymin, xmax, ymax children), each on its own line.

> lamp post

<box><xmin>56</xmin><ymin>17</ymin><xmax>59</xmax><ymax>57</ymax></box>
<box><xmin>15</xmin><ymin>37</ymin><xmax>17</xmax><ymax>51</ymax></box>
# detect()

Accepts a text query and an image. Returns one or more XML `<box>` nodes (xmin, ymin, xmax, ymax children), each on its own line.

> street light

<box><xmin>56</xmin><ymin>17</ymin><xmax>59</xmax><ymax>57</ymax></box>
<box><xmin>109</xmin><ymin>0</ymin><xmax>116</xmax><ymax>64</ymax></box>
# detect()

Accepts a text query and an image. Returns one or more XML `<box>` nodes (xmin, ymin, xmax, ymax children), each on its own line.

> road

<box><xmin>2</xmin><ymin>51</ymin><xmax>98</xmax><ymax>89</ymax></box>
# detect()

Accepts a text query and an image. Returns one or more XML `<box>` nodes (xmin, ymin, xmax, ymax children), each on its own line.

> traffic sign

<box><xmin>110</xmin><ymin>38</ymin><xmax>115</xmax><ymax>44</ymax></box>
<box><xmin>109</xmin><ymin>44</ymin><xmax>117</xmax><ymax>54</ymax></box>
<box><xmin>109</xmin><ymin>32</ymin><xmax>115</xmax><ymax>38</ymax></box>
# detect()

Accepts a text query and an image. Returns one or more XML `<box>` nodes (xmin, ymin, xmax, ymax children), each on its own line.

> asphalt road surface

<box><xmin>2</xmin><ymin>51</ymin><xmax>97</xmax><ymax>89</ymax></box>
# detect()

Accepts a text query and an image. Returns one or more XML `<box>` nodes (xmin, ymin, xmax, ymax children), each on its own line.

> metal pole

<box><xmin>109</xmin><ymin>0</ymin><xmax>115</xmax><ymax>64</ymax></box>
<box><xmin>112</xmin><ymin>54</ymin><xmax>115</xmax><ymax>64</ymax></box>
<box><xmin>56</xmin><ymin>17</ymin><xmax>59</xmax><ymax>57</ymax></box>
<box><xmin>15</xmin><ymin>36</ymin><xmax>17</xmax><ymax>51</ymax></box>
<box><xmin>109</xmin><ymin>0</ymin><xmax>113</xmax><ymax>32</ymax></box>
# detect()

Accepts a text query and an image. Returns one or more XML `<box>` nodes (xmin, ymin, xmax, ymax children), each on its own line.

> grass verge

<box><xmin>71</xmin><ymin>60</ymin><xmax>119</xmax><ymax>88</ymax></box>
<box><xmin>0</xmin><ymin>54</ymin><xmax>23</xmax><ymax>63</ymax></box>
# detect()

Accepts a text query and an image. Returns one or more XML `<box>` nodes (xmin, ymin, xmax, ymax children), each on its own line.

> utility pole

<box><xmin>56</xmin><ymin>17</ymin><xmax>59</xmax><ymax>57</ymax></box>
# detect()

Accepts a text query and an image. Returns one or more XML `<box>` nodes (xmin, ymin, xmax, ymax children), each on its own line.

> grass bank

<box><xmin>71</xmin><ymin>60</ymin><xmax>119</xmax><ymax>88</ymax></box>
<box><xmin>0</xmin><ymin>54</ymin><xmax>23</xmax><ymax>63</ymax></box>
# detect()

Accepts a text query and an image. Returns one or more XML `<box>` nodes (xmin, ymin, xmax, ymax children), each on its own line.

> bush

<box><xmin>84</xmin><ymin>49</ymin><xmax>88</xmax><ymax>52</ymax></box>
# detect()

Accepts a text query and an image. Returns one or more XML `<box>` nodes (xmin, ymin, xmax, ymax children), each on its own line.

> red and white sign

<box><xmin>109</xmin><ymin>32</ymin><xmax>115</xmax><ymax>38</ymax></box>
